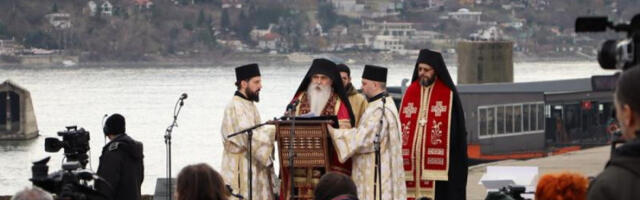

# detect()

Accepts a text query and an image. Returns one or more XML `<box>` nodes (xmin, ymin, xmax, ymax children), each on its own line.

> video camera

<box><xmin>44</xmin><ymin>126</ymin><xmax>90</xmax><ymax>168</ymax></box>
<box><xmin>485</xmin><ymin>185</ymin><xmax>531</xmax><ymax>200</ymax></box>
<box><xmin>30</xmin><ymin>157</ymin><xmax>106</xmax><ymax>200</ymax></box>
<box><xmin>576</xmin><ymin>13</ymin><xmax>640</xmax><ymax>70</ymax></box>
<box><xmin>31</xmin><ymin>126</ymin><xmax>107</xmax><ymax>200</ymax></box>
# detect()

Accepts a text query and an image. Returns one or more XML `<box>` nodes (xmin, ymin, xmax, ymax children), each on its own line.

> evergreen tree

<box><xmin>52</xmin><ymin>3</ymin><xmax>58</xmax><ymax>13</ymax></box>
<box><xmin>317</xmin><ymin>3</ymin><xmax>338</xmax><ymax>31</ymax></box>
<box><xmin>197</xmin><ymin>9</ymin><xmax>206</xmax><ymax>26</ymax></box>
<box><xmin>0</xmin><ymin>22</ymin><xmax>8</xmax><ymax>38</ymax></box>
<box><xmin>221</xmin><ymin>9</ymin><xmax>230</xmax><ymax>30</ymax></box>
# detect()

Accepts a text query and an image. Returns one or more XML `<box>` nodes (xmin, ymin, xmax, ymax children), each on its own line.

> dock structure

<box><xmin>0</xmin><ymin>80</ymin><xmax>38</xmax><ymax>140</ymax></box>
<box><xmin>457</xmin><ymin>40</ymin><xmax>514</xmax><ymax>84</ymax></box>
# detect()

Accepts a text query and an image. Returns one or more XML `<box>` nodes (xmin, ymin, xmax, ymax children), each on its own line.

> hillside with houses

<box><xmin>0</xmin><ymin>0</ymin><xmax>637</xmax><ymax>63</ymax></box>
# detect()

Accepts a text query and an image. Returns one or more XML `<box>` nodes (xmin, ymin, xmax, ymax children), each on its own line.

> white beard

<box><xmin>307</xmin><ymin>83</ymin><xmax>332</xmax><ymax>115</ymax></box>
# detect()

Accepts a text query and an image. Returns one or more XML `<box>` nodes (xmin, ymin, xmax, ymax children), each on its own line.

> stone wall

<box><xmin>457</xmin><ymin>40</ymin><xmax>514</xmax><ymax>84</ymax></box>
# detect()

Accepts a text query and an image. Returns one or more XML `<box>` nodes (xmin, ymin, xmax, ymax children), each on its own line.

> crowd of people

<box><xmin>10</xmin><ymin>51</ymin><xmax>640</xmax><ymax>200</ymax></box>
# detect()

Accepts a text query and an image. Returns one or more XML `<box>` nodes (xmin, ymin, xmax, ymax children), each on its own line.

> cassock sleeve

<box><xmin>251</xmin><ymin>125</ymin><xmax>276</xmax><ymax>167</ymax></box>
<box><xmin>357</xmin><ymin>95</ymin><xmax>369</xmax><ymax>122</ymax></box>
<box><xmin>329</xmin><ymin>108</ymin><xmax>383</xmax><ymax>163</ymax></box>
<box><xmin>221</xmin><ymin>102</ymin><xmax>276</xmax><ymax>167</ymax></box>
<box><xmin>221</xmin><ymin>103</ymin><xmax>246</xmax><ymax>149</ymax></box>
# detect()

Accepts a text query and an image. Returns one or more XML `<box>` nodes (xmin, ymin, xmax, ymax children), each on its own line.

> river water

<box><xmin>0</xmin><ymin>61</ymin><xmax>612</xmax><ymax>194</ymax></box>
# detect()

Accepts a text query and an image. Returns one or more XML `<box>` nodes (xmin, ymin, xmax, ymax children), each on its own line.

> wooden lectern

<box><xmin>274</xmin><ymin>119</ymin><xmax>334</xmax><ymax>200</ymax></box>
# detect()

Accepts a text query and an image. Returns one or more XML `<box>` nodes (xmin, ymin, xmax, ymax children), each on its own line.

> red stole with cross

<box><xmin>399</xmin><ymin>79</ymin><xmax>453</xmax><ymax>198</ymax></box>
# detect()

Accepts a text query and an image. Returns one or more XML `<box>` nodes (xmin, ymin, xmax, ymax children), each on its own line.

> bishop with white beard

<box><xmin>279</xmin><ymin>58</ymin><xmax>357</xmax><ymax>200</ymax></box>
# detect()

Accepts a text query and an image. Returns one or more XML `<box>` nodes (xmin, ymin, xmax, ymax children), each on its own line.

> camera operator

<box><xmin>95</xmin><ymin>114</ymin><xmax>144</xmax><ymax>200</ymax></box>
<box><xmin>587</xmin><ymin>67</ymin><xmax>640</xmax><ymax>200</ymax></box>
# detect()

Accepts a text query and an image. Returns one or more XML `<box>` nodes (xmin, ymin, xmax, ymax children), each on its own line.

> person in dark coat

<box><xmin>587</xmin><ymin>66</ymin><xmax>640</xmax><ymax>200</ymax></box>
<box><xmin>95</xmin><ymin>114</ymin><xmax>144</xmax><ymax>200</ymax></box>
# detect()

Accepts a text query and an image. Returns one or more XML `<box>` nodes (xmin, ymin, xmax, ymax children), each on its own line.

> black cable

<box><xmin>373</xmin><ymin>93</ymin><xmax>386</xmax><ymax>200</ymax></box>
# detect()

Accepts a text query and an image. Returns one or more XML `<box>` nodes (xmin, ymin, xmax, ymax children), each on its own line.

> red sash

<box><xmin>400</xmin><ymin>79</ymin><xmax>453</xmax><ymax>195</ymax></box>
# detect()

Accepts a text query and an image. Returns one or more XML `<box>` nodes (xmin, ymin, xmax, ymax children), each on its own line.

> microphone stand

<box><xmin>286</xmin><ymin>101</ymin><xmax>298</xmax><ymax>199</ymax></box>
<box><xmin>373</xmin><ymin>93</ymin><xmax>386</xmax><ymax>200</ymax></box>
<box><xmin>164</xmin><ymin>96</ymin><xmax>185</xmax><ymax>200</ymax></box>
<box><xmin>227</xmin><ymin>122</ymin><xmax>271</xmax><ymax>200</ymax></box>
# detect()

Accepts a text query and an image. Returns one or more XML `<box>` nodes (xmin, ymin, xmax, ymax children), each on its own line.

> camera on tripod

<box><xmin>44</xmin><ymin>126</ymin><xmax>90</xmax><ymax>168</ymax></box>
<box><xmin>31</xmin><ymin>126</ymin><xmax>106</xmax><ymax>200</ymax></box>
<box><xmin>575</xmin><ymin>13</ymin><xmax>639</xmax><ymax>70</ymax></box>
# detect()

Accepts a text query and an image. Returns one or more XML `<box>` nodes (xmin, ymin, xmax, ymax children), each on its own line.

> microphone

<box><xmin>180</xmin><ymin>93</ymin><xmax>188</xmax><ymax>100</ymax></box>
<box><xmin>287</xmin><ymin>99</ymin><xmax>300</xmax><ymax>111</ymax></box>
<box><xmin>285</xmin><ymin>99</ymin><xmax>300</xmax><ymax>118</ymax></box>
<box><xmin>381</xmin><ymin>92</ymin><xmax>388</xmax><ymax>104</ymax></box>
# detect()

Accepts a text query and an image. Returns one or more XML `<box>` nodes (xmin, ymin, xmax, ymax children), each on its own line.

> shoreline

<box><xmin>0</xmin><ymin>52</ymin><xmax>595</xmax><ymax>68</ymax></box>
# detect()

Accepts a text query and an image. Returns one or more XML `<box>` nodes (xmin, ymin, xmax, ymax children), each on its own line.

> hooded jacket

<box><xmin>587</xmin><ymin>136</ymin><xmax>640</xmax><ymax>200</ymax></box>
<box><xmin>96</xmin><ymin>134</ymin><xmax>144</xmax><ymax>200</ymax></box>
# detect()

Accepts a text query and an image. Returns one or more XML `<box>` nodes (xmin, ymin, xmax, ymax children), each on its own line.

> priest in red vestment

<box><xmin>399</xmin><ymin>49</ymin><xmax>468</xmax><ymax>200</ymax></box>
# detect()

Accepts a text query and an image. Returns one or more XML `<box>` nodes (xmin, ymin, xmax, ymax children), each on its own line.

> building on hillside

<box><xmin>87</xmin><ymin>1</ymin><xmax>98</xmax><ymax>16</ymax></box>
<box><xmin>221</xmin><ymin>0</ymin><xmax>245</xmax><ymax>9</ymax></box>
<box><xmin>371</xmin><ymin>35</ymin><xmax>404</xmax><ymax>51</ymax></box>
<box><xmin>134</xmin><ymin>0</ymin><xmax>154</xmax><ymax>9</ymax></box>
<box><xmin>330</xmin><ymin>0</ymin><xmax>365</xmax><ymax>18</ymax></box>
<box><xmin>45</xmin><ymin>13</ymin><xmax>72</xmax><ymax>29</ymax></box>
<box><xmin>250</xmin><ymin>24</ymin><xmax>276</xmax><ymax>41</ymax></box>
<box><xmin>362</xmin><ymin>21</ymin><xmax>416</xmax><ymax>52</ymax></box>
<box><xmin>257</xmin><ymin>32</ymin><xmax>282</xmax><ymax>51</ymax></box>
<box><xmin>101</xmin><ymin>1</ymin><xmax>113</xmax><ymax>16</ymax></box>
<box><xmin>469</xmin><ymin>26</ymin><xmax>505</xmax><ymax>41</ymax></box>
<box><xmin>448</xmin><ymin>8</ymin><xmax>482</xmax><ymax>23</ymax></box>
<box><xmin>0</xmin><ymin>39</ymin><xmax>24</xmax><ymax>56</ymax></box>
<box><xmin>361</xmin><ymin>0</ymin><xmax>403</xmax><ymax>18</ymax></box>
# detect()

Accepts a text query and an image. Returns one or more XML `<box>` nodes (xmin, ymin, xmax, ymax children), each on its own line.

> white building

<box><xmin>135</xmin><ymin>0</ymin><xmax>154</xmax><ymax>9</ymax></box>
<box><xmin>221</xmin><ymin>0</ymin><xmax>244</xmax><ymax>9</ymax></box>
<box><xmin>413</xmin><ymin>30</ymin><xmax>445</xmax><ymax>40</ymax></box>
<box><xmin>469</xmin><ymin>26</ymin><xmax>505</xmax><ymax>41</ymax></box>
<box><xmin>331</xmin><ymin>0</ymin><xmax>365</xmax><ymax>18</ymax></box>
<box><xmin>363</xmin><ymin>21</ymin><xmax>416</xmax><ymax>40</ymax></box>
<box><xmin>0</xmin><ymin>39</ymin><xmax>23</xmax><ymax>56</ymax></box>
<box><xmin>503</xmin><ymin>21</ymin><xmax>524</xmax><ymax>29</ymax></box>
<box><xmin>250</xmin><ymin>24</ymin><xmax>275</xmax><ymax>41</ymax></box>
<box><xmin>448</xmin><ymin>8</ymin><xmax>482</xmax><ymax>23</ymax></box>
<box><xmin>101</xmin><ymin>1</ymin><xmax>113</xmax><ymax>16</ymax></box>
<box><xmin>372</xmin><ymin>35</ymin><xmax>404</xmax><ymax>52</ymax></box>
<box><xmin>217</xmin><ymin>39</ymin><xmax>249</xmax><ymax>51</ymax></box>
<box><xmin>428</xmin><ymin>0</ymin><xmax>445</xmax><ymax>8</ymax></box>
<box><xmin>87</xmin><ymin>1</ymin><xmax>97</xmax><ymax>16</ymax></box>
<box><xmin>362</xmin><ymin>21</ymin><xmax>419</xmax><ymax>52</ymax></box>
<box><xmin>257</xmin><ymin>33</ymin><xmax>281</xmax><ymax>51</ymax></box>
<box><xmin>45</xmin><ymin>13</ymin><xmax>72</xmax><ymax>29</ymax></box>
